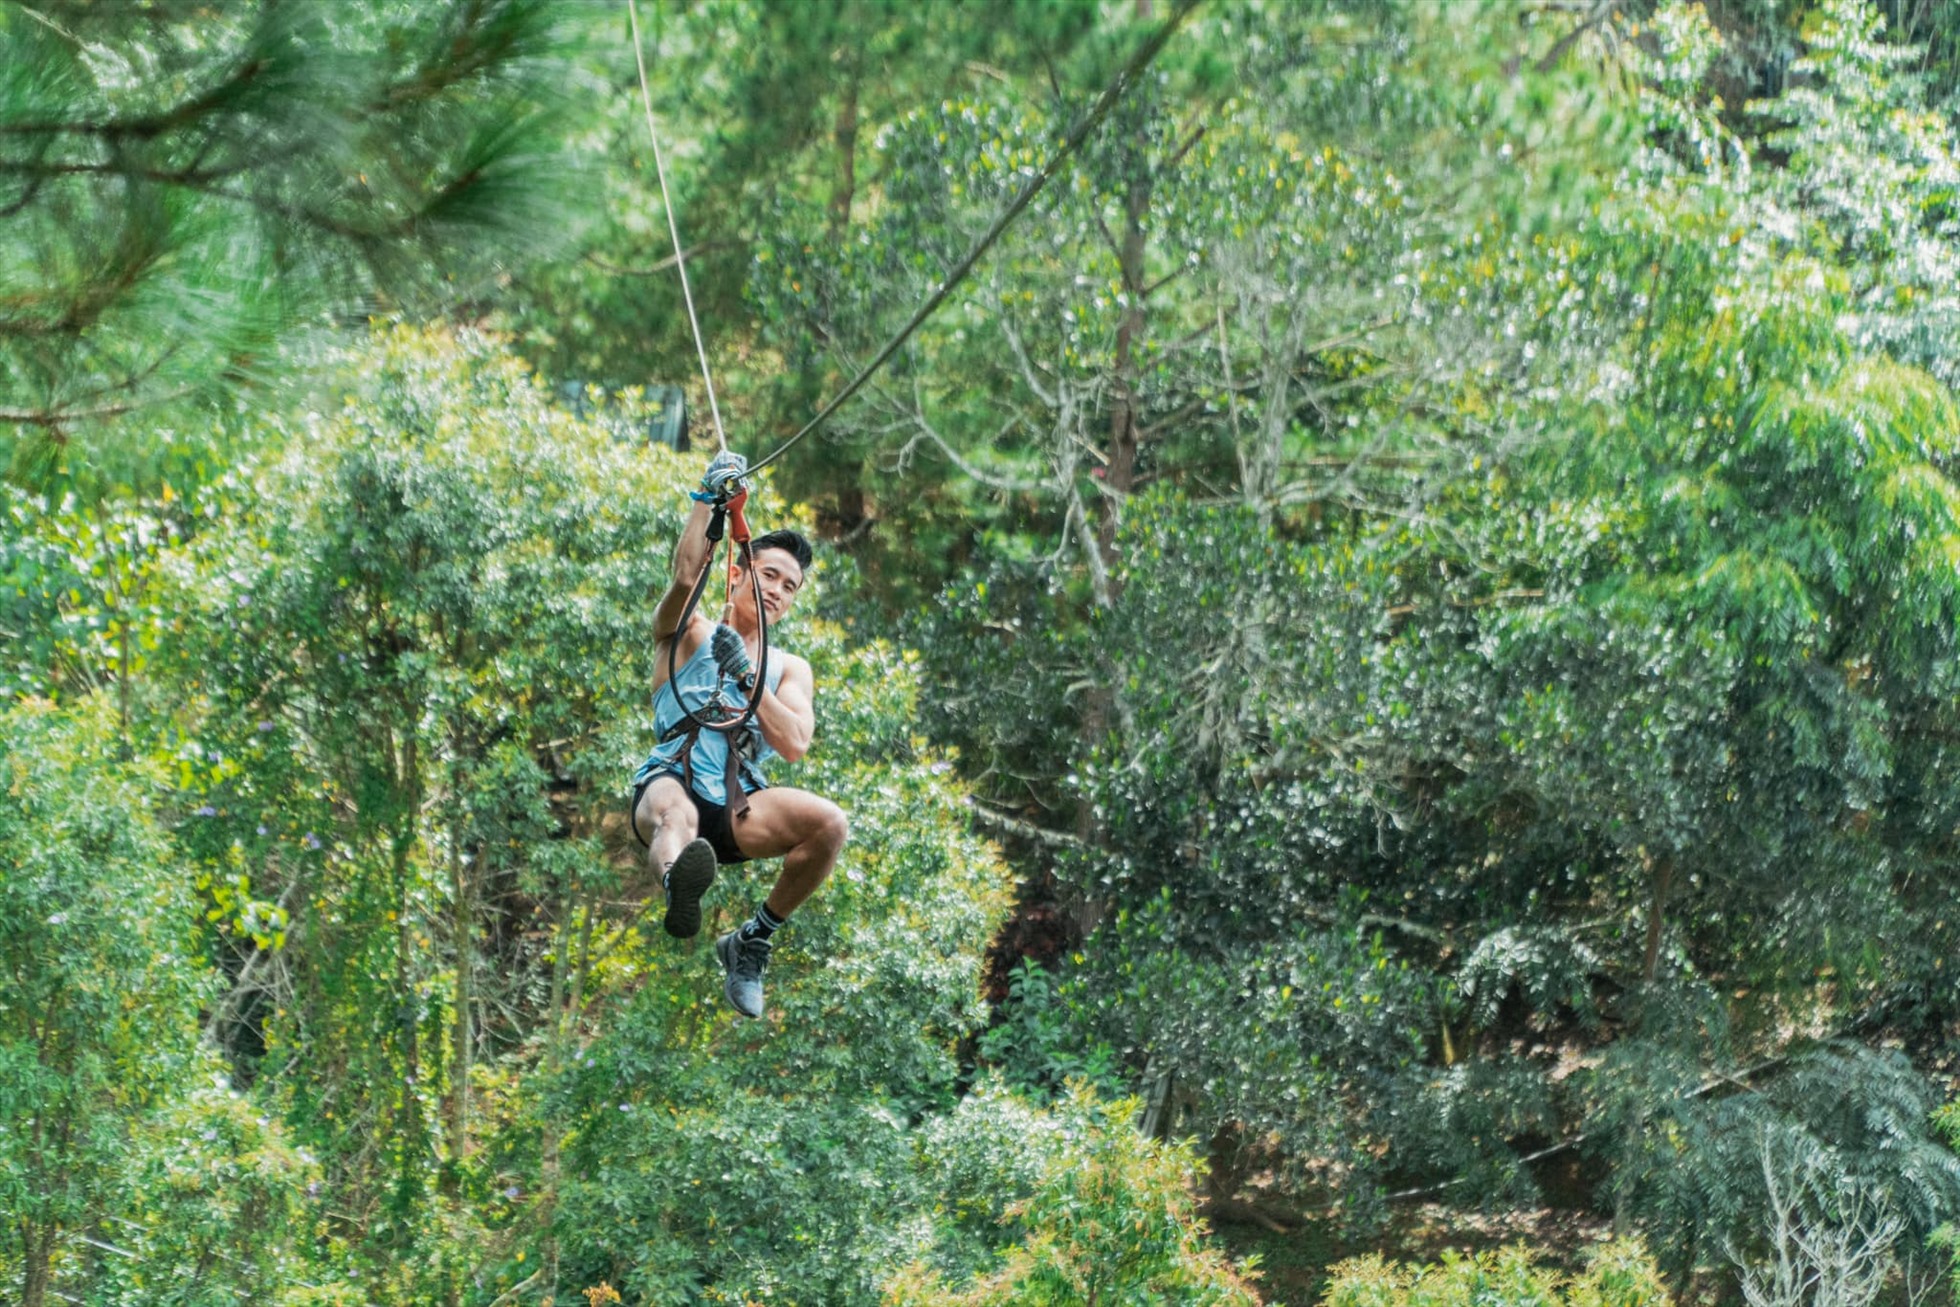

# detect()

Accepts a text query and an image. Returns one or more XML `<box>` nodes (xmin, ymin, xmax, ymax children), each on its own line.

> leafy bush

<box><xmin>978</xmin><ymin>961</ymin><xmax>1123</xmax><ymax>1103</ymax></box>
<box><xmin>0</xmin><ymin>700</ymin><xmax>210</xmax><ymax>1303</ymax></box>
<box><xmin>1323</xmin><ymin>1240</ymin><xmax>1669</xmax><ymax>1307</ymax></box>
<box><xmin>0</xmin><ymin>698</ymin><xmax>319</xmax><ymax>1306</ymax></box>
<box><xmin>96</xmin><ymin>1082</ymin><xmax>320</xmax><ymax>1307</ymax></box>
<box><xmin>884</xmin><ymin>1091</ymin><xmax>1261</xmax><ymax>1307</ymax></box>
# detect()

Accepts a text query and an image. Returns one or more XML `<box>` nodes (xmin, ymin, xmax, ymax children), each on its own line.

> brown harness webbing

<box><xmin>659</xmin><ymin>713</ymin><xmax>755</xmax><ymax>822</ymax></box>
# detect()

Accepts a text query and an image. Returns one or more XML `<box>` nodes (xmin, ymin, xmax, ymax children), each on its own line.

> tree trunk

<box><xmin>20</xmin><ymin>1219</ymin><xmax>54</xmax><ymax>1307</ymax></box>
<box><xmin>443</xmin><ymin>816</ymin><xmax>474</xmax><ymax>1191</ymax></box>
<box><xmin>828</xmin><ymin>57</ymin><xmax>860</xmax><ymax>241</ymax></box>
<box><xmin>1094</xmin><ymin>179</ymin><xmax>1151</xmax><ymax>565</ymax></box>
<box><xmin>116</xmin><ymin>600</ymin><xmax>132</xmax><ymax>754</ymax></box>
<box><xmin>392</xmin><ymin>729</ymin><xmax>424</xmax><ymax>1212</ymax></box>
<box><xmin>1205</xmin><ymin>1121</ymin><xmax>1250</xmax><ymax>1205</ymax></box>
<box><xmin>1643</xmin><ymin>857</ymin><xmax>1674</xmax><ymax>983</ymax></box>
<box><xmin>1140</xmin><ymin>1059</ymin><xmax>1176</xmax><ymax>1139</ymax></box>
<box><xmin>1072</xmin><ymin>175</ymin><xmax>1153</xmax><ymax>937</ymax></box>
<box><xmin>539</xmin><ymin>873</ymin><xmax>582</xmax><ymax>1303</ymax></box>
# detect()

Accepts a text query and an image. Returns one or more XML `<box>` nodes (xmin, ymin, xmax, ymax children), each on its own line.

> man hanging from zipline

<box><xmin>630</xmin><ymin>450</ymin><xmax>848</xmax><ymax>1019</ymax></box>
<box><xmin>610</xmin><ymin>0</ymin><xmax>1184</xmax><ymax>1026</ymax></box>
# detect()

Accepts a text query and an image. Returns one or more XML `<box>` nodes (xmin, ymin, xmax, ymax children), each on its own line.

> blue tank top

<box><xmin>632</xmin><ymin>633</ymin><xmax>785</xmax><ymax>804</ymax></box>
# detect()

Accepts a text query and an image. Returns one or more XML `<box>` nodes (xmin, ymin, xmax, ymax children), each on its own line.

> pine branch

<box><xmin>0</xmin><ymin>54</ymin><xmax>273</xmax><ymax>141</ymax></box>
<box><xmin>0</xmin><ymin>400</ymin><xmax>148</xmax><ymax>425</ymax></box>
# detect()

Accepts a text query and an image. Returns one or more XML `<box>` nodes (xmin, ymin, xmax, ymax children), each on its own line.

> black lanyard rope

<box><xmin>664</xmin><ymin>488</ymin><xmax>769</xmax><ymax>739</ymax></box>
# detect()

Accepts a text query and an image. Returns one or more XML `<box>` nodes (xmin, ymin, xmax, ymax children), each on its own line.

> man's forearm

<box><xmin>652</xmin><ymin>501</ymin><xmax>721</xmax><ymax>640</ymax></box>
<box><xmin>670</xmin><ymin>499</ymin><xmax>716</xmax><ymax>587</ymax></box>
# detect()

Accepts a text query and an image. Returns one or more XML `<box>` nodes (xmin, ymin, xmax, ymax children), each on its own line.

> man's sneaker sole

<box><xmin>662</xmin><ymin>838</ymin><xmax>717</xmax><ymax>938</ymax></box>
<box><xmin>716</xmin><ymin>931</ymin><xmax>765</xmax><ymax>1019</ymax></box>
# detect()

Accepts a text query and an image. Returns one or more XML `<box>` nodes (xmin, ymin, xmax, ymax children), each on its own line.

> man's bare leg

<box><xmin>731</xmin><ymin>786</ymin><xmax>849</xmax><ymax>915</ymax></box>
<box><xmin>636</xmin><ymin>776</ymin><xmax>716</xmax><ymax>938</ymax></box>
<box><xmin>713</xmin><ymin>786</ymin><xmax>849</xmax><ymax>1018</ymax></box>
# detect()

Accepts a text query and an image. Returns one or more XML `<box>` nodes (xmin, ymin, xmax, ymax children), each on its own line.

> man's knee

<box><xmin>639</xmin><ymin>780</ymin><xmax>697</xmax><ymax>837</ymax></box>
<box><xmin>814</xmin><ymin>799</ymin><xmax>848</xmax><ymax>854</ymax></box>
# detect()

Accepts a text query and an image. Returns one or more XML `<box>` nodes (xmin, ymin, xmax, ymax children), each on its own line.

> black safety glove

<box><xmin>711</xmin><ymin>622</ymin><xmax>756</xmax><ymax>691</ymax></box>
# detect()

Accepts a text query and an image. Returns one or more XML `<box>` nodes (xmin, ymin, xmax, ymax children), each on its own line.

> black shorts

<box><xmin>630</xmin><ymin>770</ymin><xmax>750</xmax><ymax>865</ymax></box>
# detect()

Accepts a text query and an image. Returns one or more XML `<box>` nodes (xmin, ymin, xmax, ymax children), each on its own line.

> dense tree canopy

<box><xmin>6</xmin><ymin>2</ymin><xmax>1960</xmax><ymax>1305</ymax></box>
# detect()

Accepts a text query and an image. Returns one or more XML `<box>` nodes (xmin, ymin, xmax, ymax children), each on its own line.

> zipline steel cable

<box><xmin>626</xmin><ymin>0</ymin><xmax>728</xmax><ymax>454</ymax></box>
<box><xmin>623</xmin><ymin>0</ymin><xmax>1201</xmax><ymax>474</ymax></box>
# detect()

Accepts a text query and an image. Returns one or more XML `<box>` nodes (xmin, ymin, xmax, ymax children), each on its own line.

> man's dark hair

<box><xmin>747</xmin><ymin>528</ymin><xmax>813</xmax><ymax>573</ymax></box>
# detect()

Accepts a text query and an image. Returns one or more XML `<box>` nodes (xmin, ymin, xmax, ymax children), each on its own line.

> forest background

<box><xmin>7</xmin><ymin>1</ymin><xmax>1960</xmax><ymax>1304</ymax></box>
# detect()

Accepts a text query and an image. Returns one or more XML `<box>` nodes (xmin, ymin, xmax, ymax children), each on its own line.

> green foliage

<box><xmin>885</xmin><ymin>0</ymin><xmax>1960</xmax><ymax>1282</ymax></box>
<box><xmin>978</xmin><ymin>960</ymin><xmax>1123</xmax><ymax>1103</ymax></box>
<box><xmin>496</xmin><ymin>0</ymin><xmax>1100</xmax><ymax>462</ymax></box>
<box><xmin>0</xmin><ymin>483</ymin><xmax>189</xmax><ymax>707</ymax></box>
<box><xmin>1936</xmin><ymin>1099</ymin><xmax>1960</xmax><ymax>1296</ymax></box>
<box><xmin>1632</xmin><ymin>2</ymin><xmax>1751</xmax><ymax>184</ymax></box>
<box><xmin>909</xmin><ymin>1083</ymin><xmax>1066</xmax><ymax>1283</ymax></box>
<box><xmin>1322</xmin><ymin>1240</ymin><xmax>1669</xmax><ymax>1307</ymax></box>
<box><xmin>94</xmin><ymin>1084</ymin><xmax>319</xmax><ymax>1306</ymax></box>
<box><xmin>1593</xmin><ymin>1043</ymin><xmax>1960</xmax><ymax>1280</ymax></box>
<box><xmin>558</xmin><ymin>1095</ymin><xmax>927</xmax><ymax>1305</ymax></box>
<box><xmin>0</xmin><ymin>699</ymin><xmax>198</xmax><ymax>1224</ymax></box>
<box><xmin>0</xmin><ymin>0</ymin><xmax>578</xmax><ymax>489</ymax></box>
<box><xmin>883</xmin><ymin>1091</ymin><xmax>1260</xmax><ymax>1307</ymax></box>
<box><xmin>1748</xmin><ymin>0</ymin><xmax>1960</xmax><ymax>385</ymax></box>
<box><xmin>758</xmin><ymin>0</ymin><xmax>1622</xmax><ymax>609</ymax></box>
<box><xmin>1031</xmin><ymin>200</ymin><xmax>1960</xmax><ymax>1232</ymax></box>
<box><xmin>0</xmin><ymin>698</ymin><xmax>308</xmax><ymax>1304</ymax></box>
<box><xmin>559</xmin><ymin>1082</ymin><xmax>1256</xmax><ymax>1306</ymax></box>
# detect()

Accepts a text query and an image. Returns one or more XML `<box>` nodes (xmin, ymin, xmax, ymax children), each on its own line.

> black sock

<box><xmin>738</xmin><ymin>903</ymin><xmax>785</xmax><ymax>943</ymax></box>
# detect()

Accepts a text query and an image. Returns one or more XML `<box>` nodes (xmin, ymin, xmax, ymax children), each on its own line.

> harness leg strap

<box><xmin>724</xmin><ymin>747</ymin><xmax>750</xmax><ymax>821</ymax></box>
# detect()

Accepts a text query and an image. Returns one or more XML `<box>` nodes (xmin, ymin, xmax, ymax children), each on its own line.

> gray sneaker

<box><xmin>662</xmin><ymin>838</ymin><xmax>717</xmax><ymax>939</ymax></box>
<box><xmin>716</xmin><ymin>929</ymin><xmax>771</xmax><ymax>1019</ymax></box>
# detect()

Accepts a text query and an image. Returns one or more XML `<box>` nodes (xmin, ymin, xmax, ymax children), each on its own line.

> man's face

<box><xmin>730</xmin><ymin>547</ymin><xmax>804</xmax><ymax>624</ymax></box>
